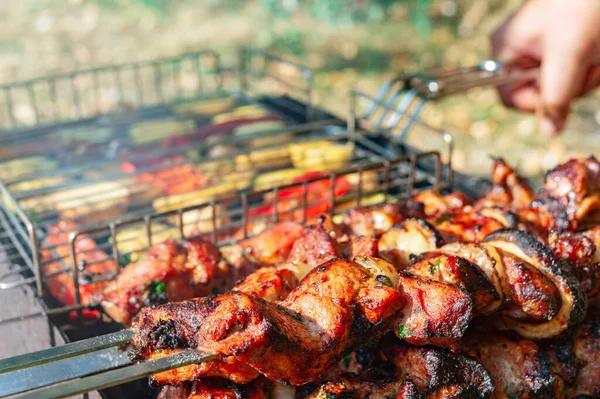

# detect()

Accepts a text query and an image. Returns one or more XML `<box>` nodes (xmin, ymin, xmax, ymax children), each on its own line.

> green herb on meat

<box><xmin>144</xmin><ymin>280</ymin><xmax>168</xmax><ymax>306</ymax></box>
<box><xmin>429</xmin><ymin>259</ymin><xmax>441</xmax><ymax>274</ymax></box>
<box><xmin>397</xmin><ymin>325</ymin><xmax>414</xmax><ymax>338</ymax></box>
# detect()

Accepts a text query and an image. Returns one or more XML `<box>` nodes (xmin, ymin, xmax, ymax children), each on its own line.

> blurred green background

<box><xmin>1</xmin><ymin>0</ymin><xmax>599</xmax><ymax>177</ymax></box>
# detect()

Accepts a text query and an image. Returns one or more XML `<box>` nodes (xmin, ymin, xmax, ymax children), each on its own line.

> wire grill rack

<box><xmin>0</xmin><ymin>47</ymin><xmax>436</xmax><ymax>322</ymax></box>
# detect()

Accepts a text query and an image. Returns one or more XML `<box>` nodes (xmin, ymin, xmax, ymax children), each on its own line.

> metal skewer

<box><xmin>0</xmin><ymin>327</ymin><xmax>216</xmax><ymax>398</ymax></box>
<box><xmin>0</xmin><ymin>329</ymin><xmax>133</xmax><ymax>374</ymax></box>
<box><xmin>16</xmin><ymin>350</ymin><xmax>216</xmax><ymax>399</ymax></box>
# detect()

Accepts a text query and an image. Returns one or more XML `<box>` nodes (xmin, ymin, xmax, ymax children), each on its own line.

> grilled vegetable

<box><xmin>0</xmin><ymin>156</ymin><xmax>58</xmax><ymax>181</ymax></box>
<box><xmin>212</xmin><ymin>105</ymin><xmax>270</xmax><ymax>124</ymax></box>
<box><xmin>172</xmin><ymin>98</ymin><xmax>236</xmax><ymax>116</ymax></box>
<box><xmin>440</xmin><ymin>242</ymin><xmax>505</xmax><ymax>313</ymax></box>
<box><xmin>288</xmin><ymin>140</ymin><xmax>354</xmax><ymax>169</ymax></box>
<box><xmin>129</xmin><ymin>119</ymin><xmax>196</xmax><ymax>144</ymax></box>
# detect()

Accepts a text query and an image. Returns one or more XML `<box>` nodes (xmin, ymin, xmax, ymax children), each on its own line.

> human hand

<box><xmin>491</xmin><ymin>0</ymin><xmax>600</xmax><ymax>134</ymax></box>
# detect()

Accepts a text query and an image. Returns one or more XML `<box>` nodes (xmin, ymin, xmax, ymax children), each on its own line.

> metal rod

<box><xmin>0</xmin><ymin>347</ymin><xmax>131</xmax><ymax>397</ymax></box>
<box><xmin>16</xmin><ymin>351</ymin><xmax>217</xmax><ymax>399</ymax></box>
<box><xmin>0</xmin><ymin>329</ymin><xmax>133</xmax><ymax>374</ymax></box>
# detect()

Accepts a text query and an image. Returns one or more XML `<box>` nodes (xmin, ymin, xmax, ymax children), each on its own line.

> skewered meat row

<box><xmin>38</xmin><ymin>155</ymin><xmax>600</xmax><ymax>398</ymax></box>
<box><xmin>129</xmin><ymin>225</ymin><xmax>589</xmax><ymax>387</ymax></box>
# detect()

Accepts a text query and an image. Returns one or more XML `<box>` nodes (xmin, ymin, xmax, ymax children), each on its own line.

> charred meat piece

<box><xmin>130</xmin><ymin>258</ymin><xmax>405</xmax><ymax>386</ymax></box>
<box><xmin>497</xmin><ymin>249</ymin><xmax>561</xmax><ymax>323</ymax></box>
<box><xmin>567</xmin><ymin>319</ymin><xmax>600</xmax><ymax>398</ymax></box>
<box><xmin>43</xmin><ymin>221</ymin><xmax>117</xmax><ymax>307</ymax></box>
<box><xmin>440</xmin><ymin>242</ymin><xmax>505</xmax><ymax>314</ymax></box>
<box><xmin>464</xmin><ymin>331</ymin><xmax>561</xmax><ymax>399</ymax></box>
<box><xmin>412</xmin><ymin>191</ymin><xmax>471</xmax><ymax>217</ymax></box>
<box><xmin>384</xmin><ymin>336</ymin><xmax>493</xmax><ymax>399</ymax></box>
<box><xmin>549</xmin><ymin>231</ymin><xmax>600</xmax><ymax>298</ymax></box>
<box><xmin>158</xmin><ymin>377</ymin><xmax>271</xmax><ymax>399</ymax></box>
<box><xmin>280</xmin><ymin>224</ymin><xmax>341</xmax><ymax>280</ymax></box>
<box><xmin>533</xmin><ymin>155</ymin><xmax>600</xmax><ymax>231</ymax></box>
<box><xmin>394</xmin><ymin>272</ymin><xmax>472</xmax><ymax>352</ymax></box>
<box><xmin>407</xmin><ymin>252</ymin><xmax>498</xmax><ymax>316</ymax></box>
<box><xmin>475</xmin><ymin>158</ymin><xmax>534</xmax><ymax>209</ymax></box>
<box><xmin>101</xmin><ymin>238</ymin><xmax>229</xmax><ymax>326</ymax></box>
<box><xmin>340</xmin><ymin>203</ymin><xmax>406</xmax><ymax>237</ymax></box>
<box><xmin>483</xmin><ymin>229</ymin><xmax>587</xmax><ymax>339</ymax></box>
<box><xmin>306</xmin><ymin>335</ymin><xmax>493</xmax><ymax>399</ymax></box>
<box><xmin>428</xmin><ymin>207</ymin><xmax>509</xmax><ymax>243</ymax></box>
<box><xmin>157</xmin><ymin>222</ymin><xmax>341</xmax><ymax>385</ymax></box>
<box><xmin>237</xmin><ymin>222</ymin><xmax>306</xmax><ymax>266</ymax></box>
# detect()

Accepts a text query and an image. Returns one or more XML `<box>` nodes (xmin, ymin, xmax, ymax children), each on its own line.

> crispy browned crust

<box><xmin>484</xmin><ymin>229</ymin><xmax>587</xmax><ymax>339</ymax></box>
<box><xmin>429</xmin><ymin>208</ymin><xmax>507</xmax><ymax>244</ymax></box>
<box><xmin>130</xmin><ymin>258</ymin><xmax>404</xmax><ymax>386</ymax></box>
<box><xmin>306</xmin><ymin>336</ymin><xmax>493</xmax><ymax>399</ymax></box>
<box><xmin>158</xmin><ymin>377</ymin><xmax>271</xmax><ymax>399</ymax></box>
<box><xmin>101</xmin><ymin>238</ymin><xmax>229</xmax><ymax>326</ymax></box>
<box><xmin>341</xmin><ymin>203</ymin><xmax>406</xmax><ymax>237</ymax></box>
<box><xmin>549</xmin><ymin>231</ymin><xmax>600</xmax><ymax>298</ymax></box>
<box><xmin>407</xmin><ymin>252</ymin><xmax>499</xmax><ymax>316</ymax></box>
<box><xmin>238</xmin><ymin>222</ymin><xmax>306</xmax><ymax>266</ymax></box>
<box><xmin>475</xmin><ymin>158</ymin><xmax>534</xmax><ymax>210</ymax></box>
<box><xmin>533</xmin><ymin>156</ymin><xmax>600</xmax><ymax>231</ymax></box>
<box><xmin>395</xmin><ymin>272</ymin><xmax>473</xmax><ymax>352</ymax></box>
<box><xmin>464</xmin><ymin>331</ymin><xmax>561</xmax><ymax>398</ymax></box>
<box><xmin>439</xmin><ymin>242</ymin><xmax>505</xmax><ymax>314</ymax></box>
<box><xmin>567</xmin><ymin>319</ymin><xmax>600</xmax><ymax>398</ymax></box>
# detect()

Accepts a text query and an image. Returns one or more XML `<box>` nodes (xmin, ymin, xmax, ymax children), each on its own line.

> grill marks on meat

<box><xmin>131</xmin><ymin>258</ymin><xmax>405</xmax><ymax>386</ymax></box>
<box><xmin>101</xmin><ymin>238</ymin><xmax>228</xmax><ymax>326</ymax></box>
<box><xmin>43</xmin><ymin>221</ymin><xmax>117</xmax><ymax>307</ymax></box>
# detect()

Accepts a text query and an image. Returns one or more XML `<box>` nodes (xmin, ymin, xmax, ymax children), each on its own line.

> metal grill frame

<box><xmin>63</xmin><ymin>150</ymin><xmax>449</xmax><ymax>320</ymax></box>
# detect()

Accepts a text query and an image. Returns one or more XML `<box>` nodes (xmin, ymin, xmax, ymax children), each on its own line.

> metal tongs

<box><xmin>404</xmin><ymin>59</ymin><xmax>541</xmax><ymax>100</ymax></box>
<box><xmin>0</xmin><ymin>59</ymin><xmax>545</xmax><ymax>399</ymax></box>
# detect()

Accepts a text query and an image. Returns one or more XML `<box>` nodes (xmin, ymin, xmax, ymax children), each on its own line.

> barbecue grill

<box><xmin>0</xmin><ymin>50</ymin><xmax>546</xmax><ymax>399</ymax></box>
